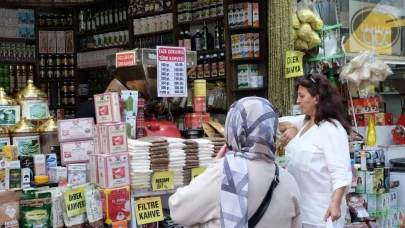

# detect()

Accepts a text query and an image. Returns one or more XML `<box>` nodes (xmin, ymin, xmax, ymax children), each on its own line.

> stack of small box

<box><xmin>354</xmin><ymin>167</ymin><xmax>402</xmax><ymax>226</ymax></box>
<box><xmin>0</xmin><ymin>8</ymin><xmax>35</xmax><ymax>39</ymax></box>
<box><xmin>57</xmin><ymin>117</ymin><xmax>96</xmax><ymax>186</ymax></box>
<box><xmin>89</xmin><ymin>92</ymin><xmax>132</xmax><ymax>227</ymax></box>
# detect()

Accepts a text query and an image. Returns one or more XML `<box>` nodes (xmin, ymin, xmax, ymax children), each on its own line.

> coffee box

<box><xmin>252</xmin><ymin>3</ymin><xmax>259</xmax><ymax>27</ymax></box>
<box><xmin>243</xmin><ymin>2</ymin><xmax>252</xmax><ymax>26</ymax></box>
<box><xmin>100</xmin><ymin>123</ymin><xmax>128</xmax><ymax>154</ymax></box>
<box><xmin>253</xmin><ymin>33</ymin><xmax>260</xmax><ymax>57</ymax></box>
<box><xmin>58</xmin><ymin>118</ymin><xmax>94</xmax><ymax>142</ymax></box>
<box><xmin>98</xmin><ymin>153</ymin><xmax>130</xmax><ymax>189</ymax></box>
<box><xmin>60</xmin><ymin>140</ymin><xmax>94</xmax><ymax>165</ymax></box>
<box><xmin>100</xmin><ymin>186</ymin><xmax>131</xmax><ymax>224</ymax></box>
<box><xmin>94</xmin><ymin>92</ymin><xmax>121</xmax><ymax>124</ymax></box>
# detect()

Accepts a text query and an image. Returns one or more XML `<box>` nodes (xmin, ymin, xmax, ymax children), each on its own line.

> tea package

<box><xmin>20</xmin><ymin>192</ymin><xmax>52</xmax><ymax>228</ymax></box>
<box><xmin>0</xmin><ymin>191</ymin><xmax>21</xmax><ymax>228</ymax></box>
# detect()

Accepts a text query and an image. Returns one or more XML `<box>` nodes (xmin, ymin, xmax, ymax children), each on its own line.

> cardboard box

<box><xmin>48</xmin><ymin>166</ymin><xmax>67</xmax><ymax>186</ymax></box>
<box><xmin>94</xmin><ymin>92</ymin><xmax>121</xmax><ymax>124</ymax></box>
<box><xmin>67</xmin><ymin>163</ymin><xmax>87</xmax><ymax>185</ymax></box>
<box><xmin>246</xmin><ymin>33</ymin><xmax>253</xmax><ymax>57</ymax></box>
<box><xmin>33</xmin><ymin>154</ymin><xmax>46</xmax><ymax>176</ymax></box>
<box><xmin>39</xmin><ymin>31</ymin><xmax>48</xmax><ymax>53</ymax></box>
<box><xmin>1</xmin><ymin>145</ymin><xmax>15</xmax><ymax>161</ymax></box>
<box><xmin>89</xmin><ymin>154</ymin><xmax>99</xmax><ymax>183</ymax></box>
<box><xmin>26</xmin><ymin>9</ymin><xmax>35</xmax><ymax>24</ymax></box>
<box><xmin>45</xmin><ymin>154</ymin><xmax>57</xmax><ymax>174</ymax></box>
<box><xmin>390</xmin><ymin>189</ymin><xmax>398</xmax><ymax>209</ymax></box>
<box><xmin>21</xmin><ymin>167</ymin><xmax>31</xmax><ymax>188</ymax></box>
<box><xmin>252</xmin><ymin>3</ymin><xmax>259</xmax><ymax>27</ymax></box>
<box><xmin>19</xmin><ymin>155</ymin><xmax>33</xmax><ymax>181</ymax></box>
<box><xmin>253</xmin><ymin>33</ymin><xmax>260</xmax><ymax>57</ymax></box>
<box><xmin>18</xmin><ymin>24</ymin><xmax>26</xmax><ymax>39</ymax></box>
<box><xmin>100</xmin><ymin>186</ymin><xmax>131</xmax><ymax>225</ymax></box>
<box><xmin>355</xmin><ymin>170</ymin><xmax>366</xmax><ymax>193</ymax></box>
<box><xmin>100</xmin><ymin>123</ymin><xmax>128</xmax><ymax>154</ymax></box>
<box><xmin>56</xmin><ymin>31</ymin><xmax>66</xmax><ymax>53</ymax></box>
<box><xmin>121</xmin><ymin>91</ymin><xmax>139</xmax><ymax>118</ymax></box>
<box><xmin>26</xmin><ymin>24</ymin><xmax>35</xmax><ymax>40</ymax></box>
<box><xmin>243</xmin><ymin>2</ymin><xmax>252</xmax><ymax>26</ymax></box>
<box><xmin>237</xmin><ymin>64</ymin><xmax>249</xmax><ymax>88</ymax></box>
<box><xmin>60</xmin><ymin>140</ymin><xmax>95</xmax><ymax>165</ymax></box>
<box><xmin>367</xmin><ymin>194</ymin><xmax>377</xmax><ymax>216</ymax></box>
<box><xmin>240</xmin><ymin>34</ymin><xmax>247</xmax><ymax>58</ymax></box>
<box><xmin>58</xmin><ymin>118</ymin><xmax>94</xmax><ymax>142</ymax></box>
<box><xmin>375</xmin><ymin>113</ymin><xmax>394</xmax><ymax>126</ymax></box>
<box><xmin>47</xmin><ymin>31</ymin><xmax>56</xmax><ymax>53</ymax></box>
<box><xmin>18</xmin><ymin>9</ymin><xmax>27</xmax><ymax>24</ymax></box>
<box><xmin>93</xmin><ymin>125</ymin><xmax>100</xmax><ymax>154</ymax></box>
<box><xmin>234</xmin><ymin>34</ymin><xmax>240</xmax><ymax>58</ymax></box>
<box><xmin>98</xmin><ymin>153</ymin><xmax>130</xmax><ymax>189</ymax></box>
<box><xmin>65</xmin><ymin>30</ymin><xmax>74</xmax><ymax>53</ymax></box>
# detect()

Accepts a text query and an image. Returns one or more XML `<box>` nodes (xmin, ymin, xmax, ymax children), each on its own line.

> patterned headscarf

<box><xmin>220</xmin><ymin>97</ymin><xmax>278</xmax><ymax>228</ymax></box>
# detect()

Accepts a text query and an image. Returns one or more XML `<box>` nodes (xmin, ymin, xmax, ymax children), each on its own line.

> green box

<box><xmin>237</xmin><ymin>64</ymin><xmax>249</xmax><ymax>88</ymax></box>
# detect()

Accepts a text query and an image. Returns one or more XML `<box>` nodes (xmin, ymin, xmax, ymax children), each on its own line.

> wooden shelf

<box><xmin>130</xmin><ymin>9</ymin><xmax>172</xmax><ymax>19</ymax></box>
<box><xmin>230</xmin><ymin>57</ymin><xmax>264</xmax><ymax>62</ymax></box>
<box><xmin>79</xmin><ymin>44</ymin><xmax>129</xmax><ymax>53</ymax></box>
<box><xmin>77</xmin><ymin>25</ymin><xmax>128</xmax><ymax>37</ymax></box>
<box><xmin>0</xmin><ymin>60</ymin><xmax>36</xmax><ymax>64</ymax></box>
<box><xmin>37</xmin><ymin>27</ymin><xmax>73</xmax><ymax>31</ymax></box>
<box><xmin>229</xmin><ymin>26</ymin><xmax>264</xmax><ymax>32</ymax></box>
<box><xmin>133</xmin><ymin>29</ymin><xmax>173</xmax><ymax>38</ymax></box>
<box><xmin>196</xmin><ymin>49</ymin><xmax>225</xmax><ymax>56</ymax></box>
<box><xmin>0</xmin><ymin>38</ymin><xmax>35</xmax><ymax>43</ymax></box>
<box><xmin>188</xmin><ymin>76</ymin><xmax>226</xmax><ymax>82</ymax></box>
<box><xmin>39</xmin><ymin>78</ymin><xmax>75</xmax><ymax>82</ymax></box>
<box><xmin>232</xmin><ymin>87</ymin><xmax>267</xmax><ymax>92</ymax></box>
<box><xmin>177</xmin><ymin>15</ymin><xmax>225</xmax><ymax>26</ymax></box>
<box><xmin>77</xmin><ymin>66</ymin><xmax>107</xmax><ymax>71</ymax></box>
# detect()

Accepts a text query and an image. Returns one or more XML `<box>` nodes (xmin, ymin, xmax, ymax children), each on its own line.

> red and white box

<box><xmin>94</xmin><ymin>92</ymin><xmax>121</xmax><ymax>124</ymax></box>
<box><xmin>97</xmin><ymin>153</ymin><xmax>130</xmax><ymax>189</ymax></box>
<box><xmin>60</xmin><ymin>140</ymin><xmax>95</xmax><ymax>165</ymax></box>
<box><xmin>93</xmin><ymin>125</ymin><xmax>100</xmax><ymax>154</ymax></box>
<box><xmin>100</xmin><ymin>123</ymin><xmax>128</xmax><ymax>154</ymax></box>
<box><xmin>100</xmin><ymin>186</ymin><xmax>131</xmax><ymax>224</ymax></box>
<box><xmin>58</xmin><ymin>118</ymin><xmax>94</xmax><ymax>142</ymax></box>
<box><xmin>89</xmin><ymin>154</ymin><xmax>99</xmax><ymax>183</ymax></box>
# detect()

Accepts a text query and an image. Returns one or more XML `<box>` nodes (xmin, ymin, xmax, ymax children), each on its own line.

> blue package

<box><xmin>18</xmin><ymin>9</ymin><xmax>27</xmax><ymax>24</ymax></box>
<box><xmin>46</xmin><ymin>154</ymin><xmax>57</xmax><ymax>174</ymax></box>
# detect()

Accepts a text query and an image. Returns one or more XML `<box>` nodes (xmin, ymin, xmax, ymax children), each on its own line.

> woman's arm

<box><xmin>169</xmin><ymin>159</ymin><xmax>223</xmax><ymax>227</ymax></box>
<box><xmin>278</xmin><ymin>115</ymin><xmax>306</xmax><ymax>133</ymax></box>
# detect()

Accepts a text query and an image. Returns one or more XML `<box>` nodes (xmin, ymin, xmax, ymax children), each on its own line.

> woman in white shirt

<box><xmin>278</xmin><ymin>74</ymin><xmax>352</xmax><ymax>228</ymax></box>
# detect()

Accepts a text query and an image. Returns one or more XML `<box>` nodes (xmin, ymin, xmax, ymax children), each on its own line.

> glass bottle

<box><xmin>214</xmin><ymin>20</ymin><xmax>220</xmax><ymax>49</ymax></box>
<box><xmin>201</xmin><ymin>21</ymin><xmax>208</xmax><ymax>51</ymax></box>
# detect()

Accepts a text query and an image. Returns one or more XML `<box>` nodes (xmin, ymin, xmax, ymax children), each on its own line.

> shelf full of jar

<box><xmin>0</xmin><ymin>64</ymin><xmax>34</xmax><ymax>94</ymax></box>
<box><xmin>189</xmin><ymin>52</ymin><xmax>226</xmax><ymax>80</ymax></box>
<box><xmin>133</xmin><ymin>33</ymin><xmax>174</xmax><ymax>49</ymax></box>
<box><xmin>37</xmin><ymin>13</ymin><xmax>74</xmax><ymax>29</ymax></box>
<box><xmin>77</xmin><ymin>0</ymin><xmax>129</xmax><ymax>36</ymax></box>
<box><xmin>176</xmin><ymin>0</ymin><xmax>224</xmax><ymax>25</ymax></box>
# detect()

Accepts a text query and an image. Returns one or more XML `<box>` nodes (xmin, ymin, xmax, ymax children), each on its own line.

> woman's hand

<box><xmin>324</xmin><ymin>202</ymin><xmax>341</xmax><ymax>222</ymax></box>
<box><xmin>279</xmin><ymin>127</ymin><xmax>298</xmax><ymax>147</ymax></box>
<box><xmin>213</xmin><ymin>144</ymin><xmax>228</xmax><ymax>162</ymax></box>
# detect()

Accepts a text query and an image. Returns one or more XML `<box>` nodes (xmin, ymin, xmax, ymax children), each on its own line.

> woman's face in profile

<box><xmin>296</xmin><ymin>85</ymin><xmax>318</xmax><ymax>117</ymax></box>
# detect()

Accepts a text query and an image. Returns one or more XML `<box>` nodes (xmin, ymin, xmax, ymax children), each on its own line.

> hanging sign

<box><xmin>64</xmin><ymin>186</ymin><xmax>86</xmax><ymax>217</ymax></box>
<box><xmin>157</xmin><ymin>46</ymin><xmax>187</xmax><ymax>97</ymax></box>
<box><xmin>135</xmin><ymin>197</ymin><xmax>164</xmax><ymax>225</ymax></box>
<box><xmin>191</xmin><ymin>167</ymin><xmax>207</xmax><ymax>180</ymax></box>
<box><xmin>285</xmin><ymin>51</ymin><xmax>304</xmax><ymax>78</ymax></box>
<box><xmin>152</xmin><ymin>171</ymin><xmax>174</xmax><ymax>191</ymax></box>
<box><xmin>116</xmin><ymin>51</ymin><xmax>136</xmax><ymax>68</ymax></box>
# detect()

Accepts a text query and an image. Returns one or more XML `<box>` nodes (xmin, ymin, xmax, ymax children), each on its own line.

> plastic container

<box><xmin>193</xmin><ymin>96</ymin><xmax>206</xmax><ymax>112</ymax></box>
<box><xmin>34</xmin><ymin>175</ymin><xmax>49</xmax><ymax>184</ymax></box>
<box><xmin>9</xmin><ymin>117</ymin><xmax>40</xmax><ymax>155</ymax></box>
<box><xmin>194</xmin><ymin>79</ymin><xmax>206</xmax><ymax>96</ymax></box>
<box><xmin>190</xmin><ymin>113</ymin><xmax>202</xmax><ymax>129</ymax></box>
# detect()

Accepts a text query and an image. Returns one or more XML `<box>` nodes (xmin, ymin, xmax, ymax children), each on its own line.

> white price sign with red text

<box><xmin>157</xmin><ymin>46</ymin><xmax>187</xmax><ymax>97</ymax></box>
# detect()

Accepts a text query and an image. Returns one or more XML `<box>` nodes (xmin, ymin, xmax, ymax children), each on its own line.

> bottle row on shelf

<box><xmin>228</xmin><ymin>2</ymin><xmax>260</xmax><ymax>28</ymax></box>
<box><xmin>39</xmin><ymin>54</ymin><xmax>74</xmax><ymax>67</ymax></box>
<box><xmin>39</xmin><ymin>66</ymin><xmax>75</xmax><ymax>79</ymax></box>
<box><xmin>0</xmin><ymin>64</ymin><xmax>34</xmax><ymax>93</ymax></box>
<box><xmin>79</xmin><ymin>30</ymin><xmax>129</xmax><ymax>50</ymax></box>
<box><xmin>177</xmin><ymin>0</ymin><xmax>224</xmax><ymax>23</ymax></box>
<box><xmin>38</xmin><ymin>13</ymin><xmax>73</xmax><ymax>27</ymax></box>
<box><xmin>178</xmin><ymin>20</ymin><xmax>225</xmax><ymax>51</ymax></box>
<box><xmin>189</xmin><ymin>53</ymin><xmax>225</xmax><ymax>79</ymax></box>
<box><xmin>133</xmin><ymin>13</ymin><xmax>173</xmax><ymax>35</ymax></box>
<box><xmin>133</xmin><ymin>33</ymin><xmax>174</xmax><ymax>49</ymax></box>
<box><xmin>0</xmin><ymin>44</ymin><xmax>35</xmax><ymax>62</ymax></box>
<box><xmin>78</xmin><ymin>0</ymin><xmax>128</xmax><ymax>34</ymax></box>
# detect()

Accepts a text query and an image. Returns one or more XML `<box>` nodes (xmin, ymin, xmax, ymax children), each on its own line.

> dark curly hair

<box><xmin>295</xmin><ymin>75</ymin><xmax>351</xmax><ymax>135</ymax></box>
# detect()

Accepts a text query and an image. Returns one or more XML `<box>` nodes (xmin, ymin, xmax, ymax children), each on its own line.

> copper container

<box><xmin>0</xmin><ymin>88</ymin><xmax>16</xmax><ymax>106</ymax></box>
<box><xmin>15</xmin><ymin>80</ymin><xmax>49</xmax><ymax>127</ymax></box>
<box><xmin>0</xmin><ymin>125</ymin><xmax>10</xmax><ymax>152</ymax></box>
<box><xmin>38</xmin><ymin>116</ymin><xmax>59</xmax><ymax>154</ymax></box>
<box><xmin>10</xmin><ymin>117</ymin><xmax>40</xmax><ymax>155</ymax></box>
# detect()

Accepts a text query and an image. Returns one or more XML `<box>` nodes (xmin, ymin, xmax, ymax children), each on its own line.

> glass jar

<box><xmin>47</xmin><ymin>68</ymin><xmax>53</xmax><ymax>78</ymax></box>
<box><xmin>38</xmin><ymin>15</ymin><xmax>45</xmax><ymax>27</ymax></box>
<box><xmin>47</xmin><ymin>56</ymin><xmax>53</xmax><ymax>66</ymax></box>
<box><xmin>46</xmin><ymin>15</ymin><xmax>52</xmax><ymax>26</ymax></box>
<box><xmin>52</xmin><ymin>15</ymin><xmax>59</xmax><ymax>26</ymax></box>
<box><xmin>69</xmin><ymin>95</ymin><xmax>75</xmax><ymax>105</ymax></box>
<box><xmin>55</xmin><ymin>55</ymin><xmax>61</xmax><ymax>66</ymax></box>
<box><xmin>61</xmin><ymin>95</ymin><xmax>68</xmax><ymax>106</ymax></box>
<box><xmin>61</xmin><ymin>82</ymin><xmax>68</xmax><ymax>93</ymax></box>
<box><xmin>69</xmin><ymin>82</ymin><xmax>75</xmax><ymax>93</ymax></box>
<box><xmin>69</xmin><ymin>67</ymin><xmax>74</xmax><ymax>78</ymax></box>
<box><xmin>63</xmin><ymin>55</ymin><xmax>68</xmax><ymax>66</ymax></box>
<box><xmin>39</xmin><ymin>55</ymin><xmax>46</xmax><ymax>66</ymax></box>
<box><xmin>68</xmin><ymin>55</ymin><xmax>74</xmax><ymax>66</ymax></box>
<box><xmin>55</xmin><ymin>67</ymin><xmax>61</xmax><ymax>78</ymax></box>
<box><xmin>39</xmin><ymin>67</ymin><xmax>46</xmax><ymax>79</ymax></box>
<box><xmin>60</xmin><ymin>14</ymin><xmax>67</xmax><ymax>26</ymax></box>
<box><xmin>67</xmin><ymin>14</ymin><xmax>73</xmax><ymax>26</ymax></box>
<box><xmin>63</xmin><ymin>67</ymin><xmax>69</xmax><ymax>78</ymax></box>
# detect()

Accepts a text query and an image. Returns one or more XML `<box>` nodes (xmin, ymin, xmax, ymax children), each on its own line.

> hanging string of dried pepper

<box><xmin>267</xmin><ymin>0</ymin><xmax>295</xmax><ymax>116</ymax></box>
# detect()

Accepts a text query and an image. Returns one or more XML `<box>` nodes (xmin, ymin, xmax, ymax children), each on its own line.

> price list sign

<box><xmin>157</xmin><ymin>46</ymin><xmax>187</xmax><ymax>97</ymax></box>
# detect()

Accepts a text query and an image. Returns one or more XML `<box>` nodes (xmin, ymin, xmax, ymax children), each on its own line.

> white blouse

<box><xmin>280</xmin><ymin>115</ymin><xmax>352</xmax><ymax>227</ymax></box>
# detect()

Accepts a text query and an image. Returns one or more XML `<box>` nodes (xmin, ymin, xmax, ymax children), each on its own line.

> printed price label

<box><xmin>152</xmin><ymin>171</ymin><xmax>174</xmax><ymax>191</ymax></box>
<box><xmin>191</xmin><ymin>167</ymin><xmax>207</xmax><ymax>180</ymax></box>
<box><xmin>157</xmin><ymin>46</ymin><xmax>187</xmax><ymax>97</ymax></box>
<box><xmin>135</xmin><ymin>197</ymin><xmax>164</xmax><ymax>225</ymax></box>
<box><xmin>64</xmin><ymin>186</ymin><xmax>86</xmax><ymax>217</ymax></box>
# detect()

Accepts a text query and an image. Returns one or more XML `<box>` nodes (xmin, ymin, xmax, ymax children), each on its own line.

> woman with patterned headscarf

<box><xmin>169</xmin><ymin>97</ymin><xmax>302</xmax><ymax>228</ymax></box>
